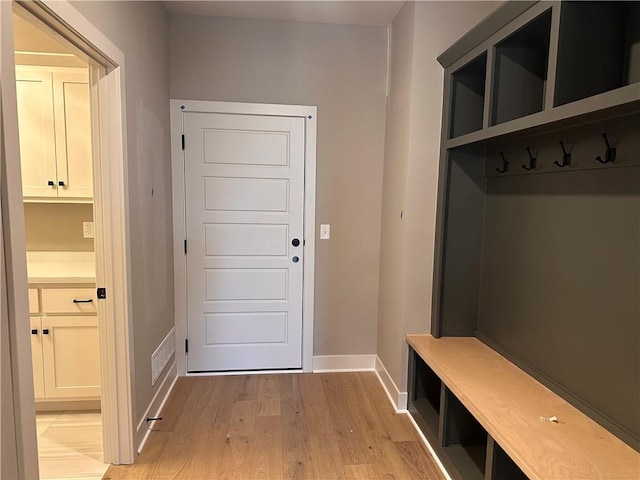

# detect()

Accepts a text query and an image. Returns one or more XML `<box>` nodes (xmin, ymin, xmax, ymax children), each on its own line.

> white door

<box><xmin>183</xmin><ymin>112</ymin><xmax>305</xmax><ymax>371</ymax></box>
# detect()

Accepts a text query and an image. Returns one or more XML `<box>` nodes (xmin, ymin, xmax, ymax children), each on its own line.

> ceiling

<box><xmin>163</xmin><ymin>1</ymin><xmax>404</xmax><ymax>27</ymax></box>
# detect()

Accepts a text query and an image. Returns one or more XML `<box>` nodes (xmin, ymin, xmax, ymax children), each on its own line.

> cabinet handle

<box><xmin>31</xmin><ymin>329</ymin><xmax>38</xmax><ymax>335</ymax></box>
<box><xmin>58</xmin><ymin>181</ymin><xmax>65</xmax><ymax>187</ymax></box>
<box><xmin>42</xmin><ymin>329</ymin><xmax>49</xmax><ymax>335</ymax></box>
<box><xmin>73</xmin><ymin>298</ymin><xmax>94</xmax><ymax>303</ymax></box>
<box><xmin>47</xmin><ymin>180</ymin><xmax>55</xmax><ymax>186</ymax></box>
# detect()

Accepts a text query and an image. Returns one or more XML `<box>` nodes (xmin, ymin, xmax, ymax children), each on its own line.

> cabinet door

<box><xmin>52</xmin><ymin>71</ymin><xmax>93</xmax><ymax>199</ymax></box>
<box><xmin>30</xmin><ymin>317</ymin><xmax>45</xmax><ymax>399</ymax></box>
<box><xmin>41</xmin><ymin>316</ymin><xmax>100</xmax><ymax>398</ymax></box>
<box><xmin>14</xmin><ymin>69</ymin><xmax>57</xmax><ymax>197</ymax></box>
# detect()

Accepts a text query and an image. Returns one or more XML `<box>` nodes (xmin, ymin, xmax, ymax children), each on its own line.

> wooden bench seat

<box><xmin>406</xmin><ymin>334</ymin><xmax>639</xmax><ymax>480</ymax></box>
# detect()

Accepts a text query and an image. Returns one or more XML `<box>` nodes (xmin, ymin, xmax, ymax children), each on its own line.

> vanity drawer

<box><xmin>28</xmin><ymin>288</ymin><xmax>39</xmax><ymax>314</ymax></box>
<box><xmin>41</xmin><ymin>288</ymin><xmax>96</xmax><ymax>314</ymax></box>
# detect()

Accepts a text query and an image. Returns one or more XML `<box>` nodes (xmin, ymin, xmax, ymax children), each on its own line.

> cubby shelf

<box><xmin>443</xmin><ymin>1</ymin><xmax>640</xmax><ymax>149</ymax></box>
<box><xmin>491</xmin><ymin>8</ymin><xmax>551</xmax><ymax>125</ymax></box>
<box><xmin>449</xmin><ymin>53</ymin><xmax>487</xmax><ymax>138</ymax></box>
<box><xmin>554</xmin><ymin>1</ymin><xmax>640</xmax><ymax>106</ymax></box>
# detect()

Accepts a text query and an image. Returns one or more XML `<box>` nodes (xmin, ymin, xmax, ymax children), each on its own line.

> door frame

<box><xmin>1</xmin><ymin>0</ymin><xmax>135</xmax><ymax>475</ymax></box>
<box><xmin>170</xmin><ymin>100</ymin><xmax>317</xmax><ymax>374</ymax></box>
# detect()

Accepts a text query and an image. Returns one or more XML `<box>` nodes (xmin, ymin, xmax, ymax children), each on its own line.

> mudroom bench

<box><xmin>406</xmin><ymin>334</ymin><xmax>639</xmax><ymax>480</ymax></box>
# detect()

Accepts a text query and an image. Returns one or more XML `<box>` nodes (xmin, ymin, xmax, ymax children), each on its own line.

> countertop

<box><xmin>27</xmin><ymin>251</ymin><xmax>95</xmax><ymax>284</ymax></box>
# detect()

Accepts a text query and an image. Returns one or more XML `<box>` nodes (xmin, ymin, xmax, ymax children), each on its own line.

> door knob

<box><xmin>292</xmin><ymin>238</ymin><xmax>300</xmax><ymax>247</ymax></box>
<box><xmin>292</xmin><ymin>256</ymin><xmax>299</xmax><ymax>263</ymax></box>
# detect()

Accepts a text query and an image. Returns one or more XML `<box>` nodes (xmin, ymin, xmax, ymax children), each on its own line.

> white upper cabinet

<box><xmin>15</xmin><ymin>66</ymin><xmax>93</xmax><ymax>201</ymax></box>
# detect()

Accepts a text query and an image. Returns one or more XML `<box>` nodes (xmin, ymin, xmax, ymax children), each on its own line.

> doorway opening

<box><xmin>12</xmin><ymin>7</ymin><xmax>106</xmax><ymax>479</ymax></box>
<box><xmin>3</xmin><ymin>1</ymin><xmax>135</xmax><ymax>476</ymax></box>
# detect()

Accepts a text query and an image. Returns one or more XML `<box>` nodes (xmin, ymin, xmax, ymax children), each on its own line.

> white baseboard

<box><xmin>134</xmin><ymin>360</ymin><xmax>178</xmax><ymax>453</ymax></box>
<box><xmin>405</xmin><ymin>409</ymin><xmax>452</xmax><ymax>480</ymax></box>
<box><xmin>312</xmin><ymin>354</ymin><xmax>376</xmax><ymax>372</ymax></box>
<box><xmin>373</xmin><ymin>355</ymin><xmax>450</xmax><ymax>480</ymax></box>
<box><xmin>374</xmin><ymin>355</ymin><xmax>407</xmax><ymax>412</ymax></box>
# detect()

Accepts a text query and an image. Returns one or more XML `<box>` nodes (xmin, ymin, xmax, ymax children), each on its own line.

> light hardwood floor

<box><xmin>37</xmin><ymin>410</ymin><xmax>108</xmax><ymax>480</ymax></box>
<box><xmin>103</xmin><ymin>372</ymin><xmax>445</xmax><ymax>480</ymax></box>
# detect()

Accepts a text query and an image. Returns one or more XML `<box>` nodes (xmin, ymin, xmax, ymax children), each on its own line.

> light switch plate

<box><xmin>83</xmin><ymin>222</ymin><xmax>95</xmax><ymax>239</ymax></box>
<box><xmin>320</xmin><ymin>224</ymin><xmax>330</xmax><ymax>240</ymax></box>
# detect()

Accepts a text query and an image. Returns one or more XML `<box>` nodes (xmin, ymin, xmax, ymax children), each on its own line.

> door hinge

<box><xmin>181</xmin><ymin>134</ymin><xmax>185</xmax><ymax>150</ymax></box>
<box><xmin>184</xmin><ymin>239</ymin><xmax>187</xmax><ymax>254</ymax></box>
<box><xmin>185</xmin><ymin>339</ymin><xmax>189</xmax><ymax>353</ymax></box>
<box><xmin>97</xmin><ymin>287</ymin><xmax>106</xmax><ymax>299</ymax></box>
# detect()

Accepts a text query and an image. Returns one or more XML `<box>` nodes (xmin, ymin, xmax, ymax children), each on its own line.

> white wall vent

<box><xmin>151</xmin><ymin>327</ymin><xmax>175</xmax><ymax>386</ymax></box>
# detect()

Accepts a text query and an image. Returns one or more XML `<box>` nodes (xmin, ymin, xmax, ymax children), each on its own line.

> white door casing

<box><xmin>172</xmin><ymin>100</ymin><xmax>317</xmax><ymax>374</ymax></box>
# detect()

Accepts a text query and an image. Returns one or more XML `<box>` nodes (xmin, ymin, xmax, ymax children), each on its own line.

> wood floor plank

<box><xmin>358</xmin><ymin>372</ymin><xmax>416</xmax><ymax>442</ymax></box>
<box><xmin>172</xmin><ymin>376</ymin><xmax>220</xmax><ymax>433</ymax></box>
<box><xmin>279</xmin><ymin>374</ymin><xmax>317</xmax><ymax>480</ymax></box>
<box><xmin>103</xmin><ymin>372</ymin><xmax>445</xmax><ymax>480</ymax></box>
<box><xmin>154</xmin><ymin>377</ymin><xmax>195</xmax><ymax>432</ymax></box>
<box><xmin>257</xmin><ymin>374</ymin><xmax>281</xmax><ymax>417</ymax></box>
<box><xmin>299</xmin><ymin>373</ymin><xmax>334</xmax><ymax>435</ymax></box>
<box><xmin>321</xmin><ymin>373</ymin><xmax>375</xmax><ymax>466</ymax></box>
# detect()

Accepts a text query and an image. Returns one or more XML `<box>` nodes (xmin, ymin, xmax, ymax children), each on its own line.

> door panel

<box><xmin>204</xmin><ymin>224</ymin><xmax>288</xmax><ymax>257</ymax></box>
<box><xmin>184</xmin><ymin>112</ymin><xmax>304</xmax><ymax>371</ymax></box>
<box><xmin>204</xmin><ymin>268</ymin><xmax>288</xmax><ymax>301</ymax></box>
<box><xmin>203</xmin><ymin>177</ymin><xmax>289</xmax><ymax>212</ymax></box>
<box><xmin>203</xmin><ymin>129</ymin><xmax>289</xmax><ymax>166</ymax></box>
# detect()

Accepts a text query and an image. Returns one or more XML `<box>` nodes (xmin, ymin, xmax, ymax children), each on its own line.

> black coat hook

<box><xmin>522</xmin><ymin>147</ymin><xmax>537</xmax><ymax>171</ymax></box>
<box><xmin>496</xmin><ymin>152</ymin><xmax>509</xmax><ymax>173</ymax></box>
<box><xmin>596</xmin><ymin>133</ymin><xmax>616</xmax><ymax>164</ymax></box>
<box><xmin>555</xmin><ymin>141</ymin><xmax>572</xmax><ymax>168</ymax></box>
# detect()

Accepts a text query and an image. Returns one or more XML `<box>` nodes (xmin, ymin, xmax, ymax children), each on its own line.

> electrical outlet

<box><xmin>83</xmin><ymin>222</ymin><xmax>95</xmax><ymax>239</ymax></box>
<box><xmin>320</xmin><ymin>224</ymin><xmax>330</xmax><ymax>240</ymax></box>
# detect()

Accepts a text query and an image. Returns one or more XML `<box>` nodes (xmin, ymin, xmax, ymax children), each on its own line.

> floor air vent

<box><xmin>151</xmin><ymin>327</ymin><xmax>175</xmax><ymax>386</ymax></box>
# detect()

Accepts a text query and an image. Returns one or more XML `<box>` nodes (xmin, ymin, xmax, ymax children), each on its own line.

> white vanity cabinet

<box><xmin>29</xmin><ymin>284</ymin><xmax>100</xmax><ymax>400</ymax></box>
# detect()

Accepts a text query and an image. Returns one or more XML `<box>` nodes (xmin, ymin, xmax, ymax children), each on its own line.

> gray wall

<box><xmin>169</xmin><ymin>15</ymin><xmax>388</xmax><ymax>355</ymax></box>
<box><xmin>69</xmin><ymin>1</ymin><xmax>174</xmax><ymax>427</ymax></box>
<box><xmin>378</xmin><ymin>1</ymin><xmax>500</xmax><ymax>392</ymax></box>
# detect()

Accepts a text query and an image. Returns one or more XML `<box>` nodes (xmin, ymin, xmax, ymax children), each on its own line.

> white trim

<box><xmin>372</xmin><ymin>356</ymin><xmax>451</xmax><ymax>480</ymax></box>
<box><xmin>186</xmin><ymin>369</ymin><xmax>303</xmax><ymax>377</ymax></box>
<box><xmin>1</xmin><ymin>4</ymin><xmax>39</xmax><ymax>477</ymax></box>
<box><xmin>404</xmin><ymin>410</ymin><xmax>453</xmax><ymax>480</ymax></box>
<box><xmin>170</xmin><ymin>99</ymin><xmax>317</xmax><ymax>375</ymax></box>
<box><xmin>374</xmin><ymin>355</ymin><xmax>408</xmax><ymax>411</ymax></box>
<box><xmin>312</xmin><ymin>355</ymin><xmax>376</xmax><ymax>372</ymax></box>
<box><xmin>135</xmin><ymin>361</ymin><xmax>178</xmax><ymax>454</ymax></box>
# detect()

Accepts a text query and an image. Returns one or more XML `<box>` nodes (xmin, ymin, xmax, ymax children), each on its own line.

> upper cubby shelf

<box><xmin>449</xmin><ymin>53</ymin><xmax>487</xmax><ymax>138</ymax></box>
<box><xmin>443</xmin><ymin>1</ymin><xmax>640</xmax><ymax>146</ymax></box>
<box><xmin>554</xmin><ymin>1</ymin><xmax>640</xmax><ymax>106</ymax></box>
<box><xmin>491</xmin><ymin>9</ymin><xmax>551</xmax><ymax>125</ymax></box>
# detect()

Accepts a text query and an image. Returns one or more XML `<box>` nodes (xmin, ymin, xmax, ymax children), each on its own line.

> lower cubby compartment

<box><xmin>488</xmin><ymin>439</ymin><xmax>528</xmax><ymax>480</ymax></box>
<box><xmin>442</xmin><ymin>388</ymin><xmax>488</xmax><ymax>480</ymax></box>
<box><xmin>408</xmin><ymin>348</ymin><xmax>442</xmax><ymax>435</ymax></box>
